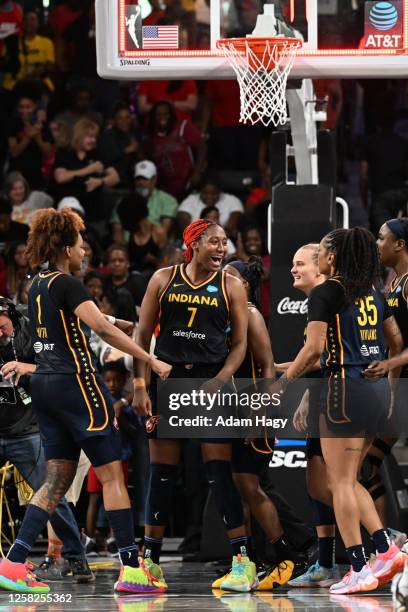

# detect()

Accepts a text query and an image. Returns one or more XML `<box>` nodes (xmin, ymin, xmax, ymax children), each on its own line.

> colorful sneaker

<box><xmin>114</xmin><ymin>562</ymin><xmax>167</xmax><ymax>594</ymax></box>
<box><xmin>212</xmin><ymin>569</ymin><xmax>231</xmax><ymax>590</ymax></box>
<box><xmin>288</xmin><ymin>561</ymin><xmax>340</xmax><ymax>587</ymax></box>
<box><xmin>219</xmin><ymin>555</ymin><xmax>258</xmax><ymax>593</ymax></box>
<box><xmin>329</xmin><ymin>565</ymin><xmax>378</xmax><ymax>595</ymax></box>
<box><xmin>371</xmin><ymin>543</ymin><xmax>405</xmax><ymax>586</ymax></box>
<box><xmin>143</xmin><ymin>558</ymin><xmax>167</xmax><ymax>590</ymax></box>
<box><xmin>256</xmin><ymin>560</ymin><xmax>294</xmax><ymax>590</ymax></box>
<box><xmin>0</xmin><ymin>558</ymin><xmax>50</xmax><ymax>593</ymax></box>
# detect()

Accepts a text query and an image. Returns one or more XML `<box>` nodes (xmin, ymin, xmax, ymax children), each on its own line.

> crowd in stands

<box><xmin>0</xmin><ymin>0</ymin><xmax>407</xmax><ymax>557</ymax></box>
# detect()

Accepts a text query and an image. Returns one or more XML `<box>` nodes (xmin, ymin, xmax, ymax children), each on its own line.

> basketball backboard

<box><xmin>96</xmin><ymin>0</ymin><xmax>408</xmax><ymax>79</ymax></box>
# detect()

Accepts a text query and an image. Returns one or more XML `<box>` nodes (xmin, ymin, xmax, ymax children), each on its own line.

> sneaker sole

<box><xmin>257</xmin><ymin>571</ymin><xmax>294</xmax><ymax>591</ymax></box>
<box><xmin>288</xmin><ymin>578</ymin><xmax>339</xmax><ymax>588</ymax></box>
<box><xmin>220</xmin><ymin>578</ymin><xmax>259</xmax><ymax>593</ymax></box>
<box><xmin>0</xmin><ymin>576</ymin><xmax>50</xmax><ymax>593</ymax></box>
<box><xmin>114</xmin><ymin>582</ymin><xmax>167</xmax><ymax>594</ymax></box>
<box><xmin>376</xmin><ymin>553</ymin><xmax>406</xmax><ymax>587</ymax></box>
<box><xmin>329</xmin><ymin>578</ymin><xmax>379</xmax><ymax>595</ymax></box>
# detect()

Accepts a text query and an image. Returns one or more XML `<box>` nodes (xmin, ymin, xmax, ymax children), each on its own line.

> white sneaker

<box><xmin>329</xmin><ymin>564</ymin><xmax>378</xmax><ymax>595</ymax></box>
<box><xmin>392</xmin><ymin>560</ymin><xmax>408</xmax><ymax>612</ymax></box>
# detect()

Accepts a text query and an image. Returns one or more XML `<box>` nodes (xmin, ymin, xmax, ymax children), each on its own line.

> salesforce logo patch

<box><xmin>369</xmin><ymin>2</ymin><xmax>399</xmax><ymax>30</ymax></box>
<box><xmin>207</xmin><ymin>285</ymin><xmax>218</xmax><ymax>293</ymax></box>
<box><xmin>33</xmin><ymin>342</ymin><xmax>43</xmax><ymax>353</ymax></box>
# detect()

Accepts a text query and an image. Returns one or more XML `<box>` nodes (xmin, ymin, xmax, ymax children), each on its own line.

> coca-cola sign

<box><xmin>277</xmin><ymin>297</ymin><xmax>308</xmax><ymax>315</ymax></box>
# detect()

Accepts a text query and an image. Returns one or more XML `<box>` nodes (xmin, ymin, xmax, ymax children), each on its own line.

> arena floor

<box><xmin>0</xmin><ymin>559</ymin><xmax>397</xmax><ymax>611</ymax></box>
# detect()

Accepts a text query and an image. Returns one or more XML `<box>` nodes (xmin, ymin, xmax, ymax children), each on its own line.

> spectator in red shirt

<box><xmin>48</xmin><ymin>0</ymin><xmax>84</xmax><ymax>73</ymax></box>
<box><xmin>201</xmin><ymin>79</ymin><xmax>264</xmax><ymax>171</ymax></box>
<box><xmin>138</xmin><ymin>80</ymin><xmax>198</xmax><ymax>122</ymax></box>
<box><xmin>144</xmin><ymin>100</ymin><xmax>206</xmax><ymax>200</ymax></box>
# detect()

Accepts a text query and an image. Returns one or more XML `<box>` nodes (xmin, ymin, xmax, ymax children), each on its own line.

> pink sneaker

<box><xmin>0</xmin><ymin>558</ymin><xmax>50</xmax><ymax>593</ymax></box>
<box><xmin>329</xmin><ymin>565</ymin><xmax>378</xmax><ymax>595</ymax></box>
<box><xmin>370</xmin><ymin>543</ymin><xmax>406</xmax><ymax>586</ymax></box>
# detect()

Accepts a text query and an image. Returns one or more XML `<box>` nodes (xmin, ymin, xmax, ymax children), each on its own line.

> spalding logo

<box><xmin>277</xmin><ymin>297</ymin><xmax>308</xmax><ymax>315</ymax></box>
<box><xmin>369</xmin><ymin>2</ymin><xmax>399</xmax><ymax>31</ymax></box>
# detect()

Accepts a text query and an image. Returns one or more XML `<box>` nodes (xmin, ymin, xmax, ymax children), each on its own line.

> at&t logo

<box><xmin>369</xmin><ymin>2</ymin><xmax>398</xmax><ymax>30</ymax></box>
<box><xmin>365</xmin><ymin>1</ymin><xmax>402</xmax><ymax>48</ymax></box>
<box><xmin>33</xmin><ymin>342</ymin><xmax>55</xmax><ymax>353</ymax></box>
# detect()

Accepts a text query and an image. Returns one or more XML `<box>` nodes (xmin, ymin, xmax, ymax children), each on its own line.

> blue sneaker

<box><xmin>288</xmin><ymin>561</ymin><xmax>340</xmax><ymax>588</ymax></box>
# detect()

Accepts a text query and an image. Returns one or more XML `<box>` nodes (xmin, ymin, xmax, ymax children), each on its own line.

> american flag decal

<box><xmin>142</xmin><ymin>25</ymin><xmax>179</xmax><ymax>49</ymax></box>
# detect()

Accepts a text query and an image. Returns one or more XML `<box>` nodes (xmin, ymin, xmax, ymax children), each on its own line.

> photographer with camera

<box><xmin>0</xmin><ymin>297</ymin><xmax>93</xmax><ymax>582</ymax></box>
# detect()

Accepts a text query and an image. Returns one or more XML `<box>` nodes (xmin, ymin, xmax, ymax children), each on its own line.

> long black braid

<box><xmin>323</xmin><ymin>227</ymin><xmax>381</xmax><ymax>303</ymax></box>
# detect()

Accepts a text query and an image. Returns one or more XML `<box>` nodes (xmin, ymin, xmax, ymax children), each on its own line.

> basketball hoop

<box><xmin>216</xmin><ymin>36</ymin><xmax>302</xmax><ymax>127</ymax></box>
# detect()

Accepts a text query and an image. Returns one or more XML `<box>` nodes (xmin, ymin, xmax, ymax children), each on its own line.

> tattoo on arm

<box><xmin>31</xmin><ymin>459</ymin><xmax>77</xmax><ymax>513</ymax></box>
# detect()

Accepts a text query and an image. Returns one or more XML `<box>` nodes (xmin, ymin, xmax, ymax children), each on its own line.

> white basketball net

<box><xmin>218</xmin><ymin>38</ymin><xmax>300</xmax><ymax>127</ymax></box>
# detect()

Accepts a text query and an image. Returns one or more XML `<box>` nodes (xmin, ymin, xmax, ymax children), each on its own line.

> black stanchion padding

<box><xmin>269</xmin><ymin>131</ymin><xmax>288</xmax><ymax>187</ymax></box>
<box><xmin>271</xmin><ymin>184</ymin><xmax>335</xmax><ymax>223</ymax></box>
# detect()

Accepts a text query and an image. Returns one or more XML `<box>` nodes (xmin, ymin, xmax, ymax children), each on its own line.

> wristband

<box><xmin>106</xmin><ymin>315</ymin><xmax>116</xmax><ymax>325</ymax></box>
<box><xmin>133</xmin><ymin>377</ymin><xmax>146</xmax><ymax>390</ymax></box>
<box><xmin>120</xmin><ymin>397</ymin><xmax>128</xmax><ymax>407</ymax></box>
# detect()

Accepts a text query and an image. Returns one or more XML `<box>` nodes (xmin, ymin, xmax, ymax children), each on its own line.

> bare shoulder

<box><xmin>148</xmin><ymin>266</ymin><xmax>177</xmax><ymax>293</ymax></box>
<box><xmin>224</xmin><ymin>272</ymin><xmax>243</xmax><ymax>291</ymax></box>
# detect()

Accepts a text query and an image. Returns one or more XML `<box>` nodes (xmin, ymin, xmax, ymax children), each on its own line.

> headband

<box><xmin>228</xmin><ymin>260</ymin><xmax>251</xmax><ymax>284</ymax></box>
<box><xmin>386</xmin><ymin>218</ymin><xmax>408</xmax><ymax>243</ymax></box>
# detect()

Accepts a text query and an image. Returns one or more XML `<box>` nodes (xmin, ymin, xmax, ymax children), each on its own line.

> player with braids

<box><xmin>0</xmin><ymin>208</ymin><xmax>171</xmax><ymax>595</ymax></box>
<box><xmin>323</xmin><ymin>227</ymin><xmax>382</xmax><ymax>303</ymax></box>
<box><xmin>275</xmin><ymin>227</ymin><xmax>405</xmax><ymax>595</ymax></box>
<box><xmin>133</xmin><ymin>219</ymin><xmax>257</xmax><ymax>593</ymax></box>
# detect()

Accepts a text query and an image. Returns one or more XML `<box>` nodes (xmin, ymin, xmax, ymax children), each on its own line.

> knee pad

<box><xmin>145</xmin><ymin>463</ymin><xmax>179</xmax><ymax>526</ymax></box>
<box><xmin>309</xmin><ymin>497</ymin><xmax>335</xmax><ymax>527</ymax></box>
<box><xmin>204</xmin><ymin>460</ymin><xmax>244</xmax><ymax>530</ymax></box>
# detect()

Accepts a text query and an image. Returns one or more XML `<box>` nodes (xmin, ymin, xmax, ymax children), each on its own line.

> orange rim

<box><xmin>217</xmin><ymin>36</ymin><xmax>301</xmax><ymax>68</ymax></box>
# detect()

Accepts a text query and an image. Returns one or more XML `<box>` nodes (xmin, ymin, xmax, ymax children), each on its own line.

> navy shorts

<box><xmin>231</xmin><ymin>438</ymin><xmax>274</xmax><ymax>474</ymax></box>
<box><xmin>147</xmin><ymin>362</ymin><xmax>230</xmax><ymax>443</ymax></box>
<box><xmin>322</xmin><ymin>376</ymin><xmax>389</xmax><ymax>437</ymax></box>
<box><xmin>31</xmin><ymin>373</ymin><xmax>121</xmax><ymax>466</ymax></box>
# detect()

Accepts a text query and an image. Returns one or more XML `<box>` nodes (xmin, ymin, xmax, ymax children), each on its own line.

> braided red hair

<box><xmin>183</xmin><ymin>219</ymin><xmax>216</xmax><ymax>262</ymax></box>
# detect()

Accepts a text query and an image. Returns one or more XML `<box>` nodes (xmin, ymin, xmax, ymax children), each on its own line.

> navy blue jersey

<box><xmin>28</xmin><ymin>271</ymin><xmax>97</xmax><ymax>375</ymax></box>
<box><xmin>155</xmin><ymin>264</ymin><xmax>230</xmax><ymax>365</ymax></box>
<box><xmin>387</xmin><ymin>273</ymin><xmax>408</xmax><ymax>377</ymax></box>
<box><xmin>308</xmin><ymin>279</ymin><xmax>391</xmax><ymax>378</ymax></box>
